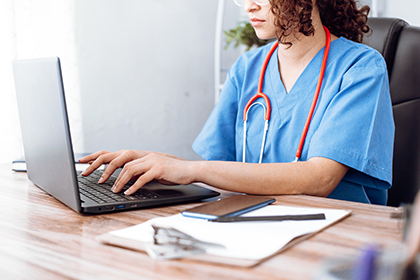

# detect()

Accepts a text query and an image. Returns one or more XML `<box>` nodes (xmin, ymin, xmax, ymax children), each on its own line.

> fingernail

<box><xmin>112</xmin><ymin>185</ymin><xmax>117</xmax><ymax>192</ymax></box>
<box><xmin>98</xmin><ymin>177</ymin><xmax>104</xmax><ymax>183</ymax></box>
<box><xmin>124</xmin><ymin>189</ymin><xmax>131</xmax><ymax>195</ymax></box>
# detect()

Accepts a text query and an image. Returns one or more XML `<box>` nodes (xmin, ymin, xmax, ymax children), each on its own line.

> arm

<box><xmin>80</xmin><ymin>151</ymin><xmax>348</xmax><ymax>196</ymax></box>
<box><xmin>193</xmin><ymin>157</ymin><xmax>348</xmax><ymax>197</ymax></box>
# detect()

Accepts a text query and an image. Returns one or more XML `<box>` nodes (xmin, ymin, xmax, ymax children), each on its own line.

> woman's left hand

<box><xmin>111</xmin><ymin>152</ymin><xmax>196</xmax><ymax>195</ymax></box>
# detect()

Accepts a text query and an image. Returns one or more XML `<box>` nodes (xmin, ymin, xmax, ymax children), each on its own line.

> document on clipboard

<box><xmin>96</xmin><ymin>205</ymin><xmax>351</xmax><ymax>267</ymax></box>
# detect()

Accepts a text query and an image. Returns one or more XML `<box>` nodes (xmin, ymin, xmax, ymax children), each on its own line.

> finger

<box><xmin>97</xmin><ymin>155</ymin><xmax>135</xmax><ymax>183</ymax></box>
<box><xmin>124</xmin><ymin>170</ymin><xmax>157</xmax><ymax>195</ymax></box>
<box><xmin>112</xmin><ymin>161</ymin><xmax>144</xmax><ymax>193</ymax></box>
<box><xmin>102</xmin><ymin>151</ymin><xmax>146</xmax><ymax>184</ymax></box>
<box><xmin>81</xmin><ymin>152</ymin><xmax>116</xmax><ymax>177</ymax></box>
<box><xmin>78</xmin><ymin>150</ymin><xmax>109</xmax><ymax>163</ymax></box>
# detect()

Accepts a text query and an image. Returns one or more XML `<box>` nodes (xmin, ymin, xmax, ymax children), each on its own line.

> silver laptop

<box><xmin>12</xmin><ymin>57</ymin><xmax>219</xmax><ymax>214</ymax></box>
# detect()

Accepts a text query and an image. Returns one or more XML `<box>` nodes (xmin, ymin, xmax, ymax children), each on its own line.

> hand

<box><xmin>79</xmin><ymin>150</ymin><xmax>146</xmax><ymax>179</ymax></box>
<box><xmin>79</xmin><ymin>150</ymin><xmax>195</xmax><ymax>195</ymax></box>
<box><xmin>112</xmin><ymin>152</ymin><xmax>196</xmax><ymax>195</ymax></box>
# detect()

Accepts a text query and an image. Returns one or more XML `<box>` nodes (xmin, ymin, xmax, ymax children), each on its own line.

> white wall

<box><xmin>385</xmin><ymin>0</ymin><xmax>420</xmax><ymax>26</ymax></box>
<box><xmin>365</xmin><ymin>0</ymin><xmax>420</xmax><ymax>25</ymax></box>
<box><xmin>73</xmin><ymin>0</ymin><xmax>227</xmax><ymax>160</ymax></box>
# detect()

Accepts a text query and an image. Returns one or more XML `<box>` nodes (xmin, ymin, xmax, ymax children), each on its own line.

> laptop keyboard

<box><xmin>77</xmin><ymin>170</ymin><xmax>162</xmax><ymax>204</ymax></box>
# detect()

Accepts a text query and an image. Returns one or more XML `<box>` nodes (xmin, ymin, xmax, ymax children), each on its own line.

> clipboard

<box><xmin>95</xmin><ymin>205</ymin><xmax>352</xmax><ymax>267</ymax></box>
<box><xmin>96</xmin><ymin>224</ymin><xmax>348</xmax><ymax>267</ymax></box>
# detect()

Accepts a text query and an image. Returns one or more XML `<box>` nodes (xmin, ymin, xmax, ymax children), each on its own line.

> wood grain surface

<box><xmin>0</xmin><ymin>164</ymin><xmax>403</xmax><ymax>280</ymax></box>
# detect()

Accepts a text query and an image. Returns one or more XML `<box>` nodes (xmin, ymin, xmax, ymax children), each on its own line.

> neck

<box><xmin>275</xmin><ymin>11</ymin><xmax>335</xmax><ymax>93</ymax></box>
<box><xmin>277</xmin><ymin>21</ymin><xmax>327</xmax><ymax>66</ymax></box>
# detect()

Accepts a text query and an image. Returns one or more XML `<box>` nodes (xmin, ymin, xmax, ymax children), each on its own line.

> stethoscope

<box><xmin>242</xmin><ymin>26</ymin><xmax>331</xmax><ymax>163</ymax></box>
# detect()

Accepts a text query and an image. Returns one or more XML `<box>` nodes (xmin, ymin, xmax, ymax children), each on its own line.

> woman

<box><xmin>80</xmin><ymin>0</ymin><xmax>394</xmax><ymax>205</ymax></box>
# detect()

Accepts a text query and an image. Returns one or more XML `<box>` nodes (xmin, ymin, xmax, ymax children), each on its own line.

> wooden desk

<box><xmin>0</xmin><ymin>163</ymin><xmax>403</xmax><ymax>279</ymax></box>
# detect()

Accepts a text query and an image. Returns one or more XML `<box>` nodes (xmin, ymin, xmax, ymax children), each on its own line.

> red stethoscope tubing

<box><xmin>243</xmin><ymin>26</ymin><xmax>331</xmax><ymax>162</ymax></box>
<box><xmin>243</xmin><ymin>42</ymin><xmax>278</xmax><ymax>121</ymax></box>
<box><xmin>295</xmin><ymin>26</ymin><xmax>331</xmax><ymax>160</ymax></box>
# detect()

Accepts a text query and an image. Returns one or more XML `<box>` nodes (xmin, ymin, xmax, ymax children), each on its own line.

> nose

<box><xmin>244</xmin><ymin>0</ymin><xmax>260</xmax><ymax>12</ymax></box>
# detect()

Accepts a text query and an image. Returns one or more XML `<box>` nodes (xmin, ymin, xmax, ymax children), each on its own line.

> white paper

<box><xmin>108</xmin><ymin>205</ymin><xmax>351</xmax><ymax>260</ymax></box>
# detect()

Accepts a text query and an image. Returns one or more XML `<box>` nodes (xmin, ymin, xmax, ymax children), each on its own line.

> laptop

<box><xmin>12</xmin><ymin>57</ymin><xmax>220</xmax><ymax>214</ymax></box>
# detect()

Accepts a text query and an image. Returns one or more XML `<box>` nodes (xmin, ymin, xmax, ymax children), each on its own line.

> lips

<box><xmin>250</xmin><ymin>18</ymin><xmax>265</xmax><ymax>27</ymax></box>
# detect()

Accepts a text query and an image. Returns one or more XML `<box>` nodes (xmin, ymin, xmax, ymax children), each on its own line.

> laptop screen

<box><xmin>13</xmin><ymin>57</ymin><xmax>82</xmax><ymax>212</ymax></box>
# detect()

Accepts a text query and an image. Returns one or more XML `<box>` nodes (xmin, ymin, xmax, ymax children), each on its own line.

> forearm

<box><xmin>80</xmin><ymin>150</ymin><xmax>347</xmax><ymax>198</ymax></box>
<box><xmin>191</xmin><ymin>157</ymin><xmax>348</xmax><ymax>197</ymax></box>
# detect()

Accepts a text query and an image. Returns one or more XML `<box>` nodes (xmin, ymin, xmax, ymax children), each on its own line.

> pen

<box><xmin>209</xmin><ymin>213</ymin><xmax>326</xmax><ymax>223</ymax></box>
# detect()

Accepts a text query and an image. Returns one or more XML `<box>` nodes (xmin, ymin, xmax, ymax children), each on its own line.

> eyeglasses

<box><xmin>233</xmin><ymin>0</ymin><xmax>270</xmax><ymax>7</ymax></box>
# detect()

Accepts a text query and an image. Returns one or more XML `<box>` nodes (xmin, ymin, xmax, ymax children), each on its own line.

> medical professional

<box><xmin>80</xmin><ymin>0</ymin><xmax>394</xmax><ymax>205</ymax></box>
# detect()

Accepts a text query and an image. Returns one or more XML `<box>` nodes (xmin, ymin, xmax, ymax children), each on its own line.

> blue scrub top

<box><xmin>193</xmin><ymin>37</ymin><xmax>395</xmax><ymax>205</ymax></box>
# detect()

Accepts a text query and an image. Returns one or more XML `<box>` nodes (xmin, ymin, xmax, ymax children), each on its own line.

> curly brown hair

<box><xmin>270</xmin><ymin>0</ymin><xmax>370</xmax><ymax>44</ymax></box>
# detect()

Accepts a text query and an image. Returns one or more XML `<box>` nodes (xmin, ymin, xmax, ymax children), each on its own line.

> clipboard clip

<box><xmin>144</xmin><ymin>225</ymin><xmax>224</xmax><ymax>260</ymax></box>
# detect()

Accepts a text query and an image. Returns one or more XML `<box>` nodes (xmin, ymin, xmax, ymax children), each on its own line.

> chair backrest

<box><xmin>389</xmin><ymin>24</ymin><xmax>420</xmax><ymax>207</ymax></box>
<box><xmin>365</xmin><ymin>18</ymin><xmax>420</xmax><ymax>206</ymax></box>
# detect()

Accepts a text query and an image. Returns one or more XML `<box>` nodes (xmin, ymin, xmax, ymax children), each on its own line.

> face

<box><xmin>244</xmin><ymin>0</ymin><xmax>277</xmax><ymax>40</ymax></box>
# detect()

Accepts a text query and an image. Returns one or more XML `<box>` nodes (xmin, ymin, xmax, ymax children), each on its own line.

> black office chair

<box><xmin>364</xmin><ymin>18</ymin><xmax>420</xmax><ymax>206</ymax></box>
